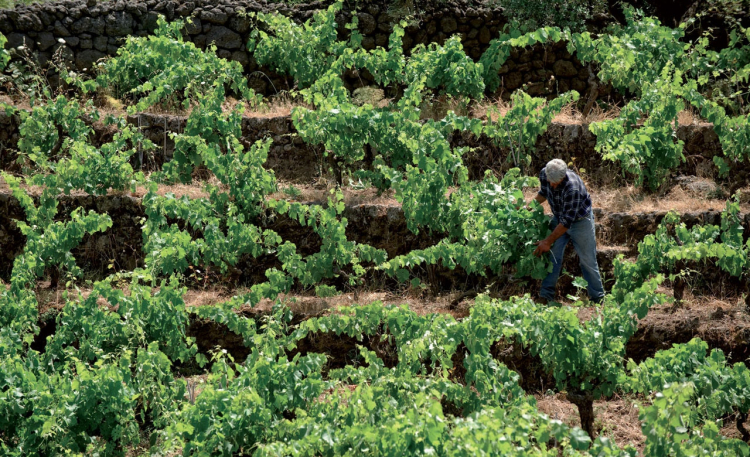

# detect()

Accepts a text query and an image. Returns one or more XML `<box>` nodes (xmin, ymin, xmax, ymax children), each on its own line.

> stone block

<box><xmin>7</xmin><ymin>32</ymin><xmax>32</xmax><ymax>50</ymax></box>
<box><xmin>229</xmin><ymin>15</ymin><xmax>250</xmax><ymax>34</ymax></box>
<box><xmin>176</xmin><ymin>1</ymin><xmax>195</xmax><ymax>16</ymax></box>
<box><xmin>440</xmin><ymin>16</ymin><xmax>457</xmax><ymax>33</ymax></box>
<box><xmin>64</xmin><ymin>36</ymin><xmax>80</xmax><ymax>47</ymax></box>
<box><xmin>94</xmin><ymin>35</ymin><xmax>108</xmax><ymax>52</ymax></box>
<box><xmin>552</xmin><ymin>60</ymin><xmax>578</xmax><ymax>77</ymax></box>
<box><xmin>231</xmin><ymin>50</ymin><xmax>249</xmax><ymax>67</ymax></box>
<box><xmin>479</xmin><ymin>26</ymin><xmax>490</xmax><ymax>44</ymax></box>
<box><xmin>206</xmin><ymin>26</ymin><xmax>242</xmax><ymax>50</ymax></box>
<box><xmin>374</xmin><ymin>33</ymin><xmax>388</xmax><ymax>47</ymax></box>
<box><xmin>357</xmin><ymin>12</ymin><xmax>376</xmax><ymax>34</ymax></box>
<box><xmin>15</xmin><ymin>13</ymin><xmax>43</xmax><ymax>32</ymax></box>
<box><xmin>36</xmin><ymin>31</ymin><xmax>56</xmax><ymax>51</ymax></box>
<box><xmin>53</xmin><ymin>21</ymin><xmax>70</xmax><ymax>37</ymax></box>
<box><xmin>504</xmin><ymin>71</ymin><xmax>522</xmax><ymax>90</ymax></box>
<box><xmin>185</xmin><ymin>17</ymin><xmax>201</xmax><ymax>34</ymax></box>
<box><xmin>200</xmin><ymin>8</ymin><xmax>228</xmax><ymax>25</ymax></box>
<box><xmin>105</xmin><ymin>11</ymin><xmax>134</xmax><ymax>35</ymax></box>
<box><xmin>75</xmin><ymin>49</ymin><xmax>106</xmax><ymax>70</ymax></box>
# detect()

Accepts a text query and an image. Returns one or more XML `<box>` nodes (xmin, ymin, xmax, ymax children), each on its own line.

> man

<box><xmin>528</xmin><ymin>159</ymin><xmax>605</xmax><ymax>304</ymax></box>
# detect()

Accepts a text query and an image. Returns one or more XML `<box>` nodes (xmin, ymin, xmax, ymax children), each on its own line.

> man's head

<box><xmin>545</xmin><ymin>159</ymin><xmax>567</xmax><ymax>188</ymax></box>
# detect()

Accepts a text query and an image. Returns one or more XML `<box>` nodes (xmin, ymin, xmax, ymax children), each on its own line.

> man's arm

<box><xmin>525</xmin><ymin>193</ymin><xmax>546</xmax><ymax>210</ymax></box>
<box><xmin>533</xmin><ymin>223</ymin><xmax>568</xmax><ymax>257</ymax></box>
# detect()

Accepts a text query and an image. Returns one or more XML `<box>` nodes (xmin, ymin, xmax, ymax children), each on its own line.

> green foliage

<box><xmin>92</xmin><ymin>16</ymin><xmax>260</xmax><ymax>110</ymax></box>
<box><xmin>480</xmin><ymin>27</ymin><xmax>564</xmax><ymax>93</ymax></box>
<box><xmin>17</xmin><ymin>95</ymin><xmax>94</xmax><ymax>165</ymax></box>
<box><xmin>589</xmin><ymin>65</ymin><xmax>687</xmax><ymax>190</ymax></box>
<box><xmin>639</xmin><ymin>383</ymin><xmax>750</xmax><ymax>456</ymax></box>
<box><xmin>569</xmin><ymin>8</ymin><xmax>750</xmax><ymax>187</ymax></box>
<box><xmin>405</xmin><ymin>36</ymin><xmax>485</xmax><ymax>98</ymax></box>
<box><xmin>484</xmin><ymin>90</ymin><xmax>580</xmax><ymax>170</ymax></box>
<box><xmin>5</xmin><ymin>7</ymin><xmax>750</xmax><ymax>455</ymax></box>
<box><xmin>381</xmin><ymin>169</ymin><xmax>552</xmax><ymax>280</ymax></box>
<box><xmin>0</xmin><ymin>32</ymin><xmax>9</xmax><ymax>71</ymax></box>
<box><xmin>45</xmin><ymin>275</ymin><xmax>197</xmax><ymax>366</ymax></box>
<box><xmin>489</xmin><ymin>0</ymin><xmax>606</xmax><ymax>32</ymax></box>
<box><xmin>571</xmin><ymin>9</ymin><xmax>688</xmax><ymax>96</ymax></box>
<box><xmin>249</xmin><ymin>2</ymin><xmax>358</xmax><ymax>89</ymax></box>
<box><xmin>612</xmin><ymin>196</ymin><xmax>749</xmax><ymax>301</ymax></box>
<box><xmin>621</xmin><ymin>338</ymin><xmax>750</xmax><ymax>438</ymax></box>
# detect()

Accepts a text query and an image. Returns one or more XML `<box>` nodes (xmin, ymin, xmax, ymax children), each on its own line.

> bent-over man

<box><xmin>528</xmin><ymin>159</ymin><xmax>605</xmax><ymax>304</ymax></box>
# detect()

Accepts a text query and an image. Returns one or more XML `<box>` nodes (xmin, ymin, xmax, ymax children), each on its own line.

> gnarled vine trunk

<box><xmin>737</xmin><ymin>412</ymin><xmax>750</xmax><ymax>443</ymax></box>
<box><xmin>567</xmin><ymin>390</ymin><xmax>595</xmax><ymax>439</ymax></box>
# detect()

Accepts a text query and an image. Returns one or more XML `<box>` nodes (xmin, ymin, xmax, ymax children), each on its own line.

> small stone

<box><xmin>200</xmin><ymin>8</ymin><xmax>228</xmax><ymax>25</ymax></box>
<box><xmin>425</xmin><ymin>20</ymin><xmax>437</xmax><ymax>35</ymax></box>
<box><xmin>105</xmin><ymin>11</ymin><xmax>134</xmax><ymax>35</ymax></box>
<box><xmin>374</xmin><ymin>33</ymin><xmax>388</xmax><ymax>47</ymax></box>
<box><xmin>193</xmin><ymin>34</ymin><xmax>207</xmax><ymax>49</ymax></box>
<box><xmin>64</xmin><ymin>36</ymin><xmax>80</xmax><ymax>47</ymax></box>
<box><xmin>53</xmin><ymin>21</ymin><xmax>71</xmax><ymax>37</ymax></box>
<box><xmin>479</xmin><ymin>26</ymin><xmax>491</xmax><ymax>44</ymax></box>
<box><xmin>504</xmin><ymin>71</ymin><xmax>522</xmax><ymax>90</ymax></box>
<box><xmin>93</xmin><ymin>36</ymin><xmax>108</xmax><ymax>52</ymax></box>
<box><xmin>231</xmin><ymin>50</ymin><xmax>249</xmax><ymax>67</ymax></box>
<box><xmin>557</xmin><ymin>78</ymin><xmax>570</xmax><ymax>93</ymax></box>
<box><xmin>228</xmin><ymin>15</ymin><xmax>250</xmax><ymax>34</ymax></box>
<box><xmin>440</xmin><ymin>16</ymin><xmax>457</xmax><ymax>33</ymax></box>
<box><xmin>552</xmin><ymin>60</ymin><xmax>578</xmax><ymax>77</ymax></box>
<box><xmin>52</xmin><ymin>43</ymin><xmax>74</xmax><ymax>63</ymax></box>
<box><xmin>571</xmin><ymin>78</ymin><xmax>587</xmax><ymax>93</ymax></box>
<box><xmin>357</xmin><ymin>12</ymin><xmax>377</xmax><ymax>34</ymax></box>
<box><xmin>36</xmin><ymin>31</ymin><xmax>56</xmax><ymax>51</ymax></box>
<box><xmin>76</xmin><ymin>49</ymin><xmax>106</xmax><ymax>70</ymax></box>
<box><xmin>361</xmin><ymin>36</ymin><xmax>375</xmax><ymax>50</ymax></box>
<box><xmin>185</xmin><ymin>17</ymin><xmax>201</xmax><ymax>34</ymax></box>
<box><xmin>176</xmin><ymin>1</ymin><xmax>195</xmax><ymax>16</ymax></box>
<box><xmin>206</xmin><ymin>26</ymin><xmax>242</xmax><ymax>50</ymax></box>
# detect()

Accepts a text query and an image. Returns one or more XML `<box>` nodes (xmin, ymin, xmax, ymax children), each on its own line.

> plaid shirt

<box><xmin>538</xmin><ymin>169</ymin><xmax>592</xmax><ymax>229</ymax></box>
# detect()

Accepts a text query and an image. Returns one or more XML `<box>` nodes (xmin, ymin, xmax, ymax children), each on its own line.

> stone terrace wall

<box><xmin>0</xmin><ymin>0</ymin><xmax>600</xmax><ymax>99</ymax></box>
<box><xmin>0</xmin><ymin>110</ymin><xmax>740</xmax><ymax>188</ymax></box>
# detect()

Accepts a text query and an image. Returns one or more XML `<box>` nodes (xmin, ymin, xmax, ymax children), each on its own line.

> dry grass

<box><xmin>244</xmin><ymin>93</ymin><xmax>310</xmax><ymax>118</ymax></box>
<box><xmin>471</xmin><ymin>97</ymin><xmax>509</xmax><ymax>121</ymax></box>
<box><xmin>1</xmin><ymin>89</ymin><xmax>712</xmax><ymax>129</ymax></box>
<box><xmin>471</xmin><ymin>98</ymin><xmax>622</xmax><ymax>124</ymax></box>
<box><xmin>523</xmin><ymin>183</ymin><xmax>746</xmax><ymax>215</ymax></box>
<box><xmin>677</xmin><ymin>106</ymin><xmax>707</xmax><ymax>126</ymax></box>
<box><xmin>246</xmin><ymin>290</ymin><xmax>466</xmax><ymax>319</ymax></box>
<box><xmin>3</xmin><ymin>170</ymin><xmax>744</xmax><ymax>216</ymax></box>
<box><xmin>270</xmin><ymin>180</ymin><xmax>399</xmax><ymax>206</ymax></box>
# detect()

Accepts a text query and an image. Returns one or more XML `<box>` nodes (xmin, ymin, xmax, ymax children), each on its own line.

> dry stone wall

<box><xmin>1</xmin><ymin>190</ymin><xmax>747</xmax><ymax>294</ymax></box>
<box><xmin>0</xmin><ymin>0</ymin><xmax>599</xmax><ymax>98</ymax></box>
<box><xmin>0</xmin><ymin>108</ymin><xmax>740</xmax><ymax>187</ymax></box>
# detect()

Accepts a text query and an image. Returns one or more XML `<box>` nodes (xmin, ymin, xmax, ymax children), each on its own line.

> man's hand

<box><xmin>533</xmin><ymin>239</ymin><xmax>552</xmax><ymax>257</ymax></box>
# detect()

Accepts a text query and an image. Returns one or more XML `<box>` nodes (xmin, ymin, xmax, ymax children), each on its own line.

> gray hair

<box><xmin>545</xmin><ymin>159</ymin><xmax>568</xmax><ymax>184</ymax></box>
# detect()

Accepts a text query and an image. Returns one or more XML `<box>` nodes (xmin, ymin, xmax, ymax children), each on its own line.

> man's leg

<box><xmin>540</xmin><ymin>220</ymin><xmax>570</xmax><ymax>301</ymax></box>
<box><xmin>569</xmin><ymin>213</ymin><xmax>605</xmax><ymax>302</ymax></box>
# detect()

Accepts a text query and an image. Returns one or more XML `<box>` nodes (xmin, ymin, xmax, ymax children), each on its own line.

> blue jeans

<box><xmin>539</xmin><ymin>212</ymin><xmax>605</xmax><ymax>302</ymax></box>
